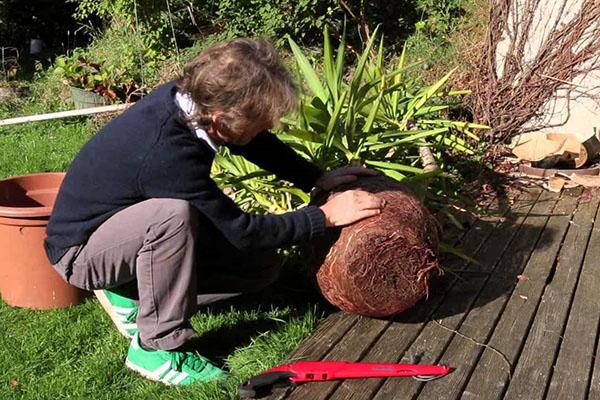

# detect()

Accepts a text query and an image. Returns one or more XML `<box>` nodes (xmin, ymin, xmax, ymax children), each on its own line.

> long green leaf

<box><xmin>302</xmin><ymin>101</ymin><xmax>330</xmax><ymax>129</ymax></box>
<box><xmin>376</xmin><ymin>35</ymin><xmax>385</xmax><ymax>73</ymax></box>
<box><xmin>414</xmin><ymin>105</ymin><xmax>450</xmax><ymax>116</ymax></box>
<box><xmin>225</xmin><ymin>170</ymin><xmax>272</xmax><ymax>185</ymax></box>
<box><xmin>280</xmin><ymin>187</ymin><xmax>310</xmax><ymax>203</ymax></box>
<box><xmin>365</xmin><ymin>160</ymin><xmax>425</xmax><ymax>174</ymax></box>
<box><xmin>439</xmin><ymin>242</ymin><xmax>481</xmax><ymax>265</ymax></box>
<box><xmin>402</xmin><ymin>67</ymin><xmax>456</xmax><ymax>125</ymax></box>
<box><xmin>436</xmin><ymin>135</ymin><xmax>475</xmax><ymax>154</ymax></box>
<box><xmin>419</xmin><ymin>119</ymin><xmax>490</xmax><ymax>129</ymax></box>
<box><xmin>335</xmin><ymin>23</ymin><xmax>346</xmax><ymax>102</ymax></box>
<box><xmin>379</xmin><ymin>127</ymin><xmax>448</xmax><ymax>140</ymax></box>
<box><xmin>288</xmin><ymin>36</ymin><xmax>327</xmax><ymax>103</ymax></box>
<box><xmin>362</xmin><ymin>88</ymin><xmax>384</xmax><ymax>133</ymax></box>
<box><xmin>323</xmin><ymin>26</ymin><xmax>338</xmax><ymax>101</ymax></box>
<box><xmin>357</xmin><ymin>75</ymin><xmax>406</xmax><ymax>111</ymax></box>
<box><xmin>421</xmin><ymin>120</ymin><xmax>488</xmax><ymax>141</ymax></box>
<box><xmin>379</xmin><ymin>168</ymin><xmax>406</xmax><ymax>181</ymax></box>
<box><xmin>349</xmin><ymin>26</ymin><xmax>380</xmax><ymax>95</ymax></box>
<box><xmin>276</xmin><ymin>136</ymin><xmax>318</xmax><ymax>159</ymax></box>
<box><xmin>325</xmin><ymin>91</ymin><xmax>347</xmax><ymax>147</ymax></box>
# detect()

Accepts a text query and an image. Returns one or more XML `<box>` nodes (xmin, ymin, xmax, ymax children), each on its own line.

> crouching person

<box><xmin>44</xmin><ymin>38</ymin><xmax>384</xmax><ymax>385</ymax></box>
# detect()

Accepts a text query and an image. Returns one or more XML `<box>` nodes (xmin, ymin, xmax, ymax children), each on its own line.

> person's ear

<box><xmin>210</xmin><ymin>112</ymin><xmax>221</xmax><ymax>126</ymax></box>
<box><xmin>210</xmin><ymin>112</ymin><xmax>230</xmax><ymax>142</ymax></box>
<box><xmin>210</xmin><ymin>112</ymin><xmax>223</xmax><ymax>132</ymax></box>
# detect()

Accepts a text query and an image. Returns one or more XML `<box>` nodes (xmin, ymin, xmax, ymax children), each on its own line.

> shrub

<box><xmin>283</xmin><ymin>27</ymin><xmax>481</xmax><ymax>180</ymax></box>
<box><xmin>414</xmin><ymin>0</ymin><xmax>466</xmax><ymax>38</ymax></box>
<box><xmin>211</xmin><ymin>27</ymin><xmax>485</xmax><ymax>217</ymax></box>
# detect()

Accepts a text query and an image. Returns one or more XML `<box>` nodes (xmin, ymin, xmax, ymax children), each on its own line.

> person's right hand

<box><xmin>319</xmin><ymin>190</ymin><xmax>385</xmax><ymax>227</ymax></box>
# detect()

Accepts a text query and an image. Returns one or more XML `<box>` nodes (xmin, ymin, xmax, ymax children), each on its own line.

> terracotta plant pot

<box><xmin>0</xmin><ymin>172</ymin><xmax>88</xmax><ymax>309</ymax></box>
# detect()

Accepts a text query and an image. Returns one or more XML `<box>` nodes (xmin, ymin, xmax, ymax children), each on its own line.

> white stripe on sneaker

<box><xmin>125</xmin><ymin>360</ymin><xmax>189</xmax><ymax>386</ymax></box>
<box><xmin>95</xmin><ymin>290</ymin><xmax>137</xmax><ymax>339</ymax></box>
<box><xmin>126</xmin><ymin>360</ymin><xmax>170</xmax><ymax>385</ymax></box>
<box><xmin>121</xmin><ymin>323</ymin><xmax>138</xmax><ymax>330</ymax></box>
<box><xmin>112</xmin><ymin>305</ymin><xmax>136</xmax><ymax>314</ymax></box>
<box><xmin>170</xmin><ymin>371</ymin><xmax>189</xmax><ymax>385</ymax></box>
<box><xmin>131</xmin><ymin>333</ymin><xmax>140</xmax><ymax>349</ymax></box>
<box><xmin>115</xmin><ymin>314</ymin><xmax>134</xmax><ymax>324</ymax></box>
<box><xmin>162</xmin><ymin>369</ymin><xmax>179</xmax><ymax>383</ymax></box>
<box><xmin>153</xmin><ymin>361</ymin><xmax>172</xmax><ymax>380</ymax></box>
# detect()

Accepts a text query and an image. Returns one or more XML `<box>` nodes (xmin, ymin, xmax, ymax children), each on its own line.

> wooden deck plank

<box><xmin>550</xmin><ymin>192</ymin><xmax>600</xmax><ymax>400</ymax></box>
<box><xmin>586</xmin><ymin>283</ymin><xmax>600</xmax><ymax>399</ymax></box>
<box><xmin>325</xmin><ymin>192</ymin><xmax>517</xmax><ymax>400</ymax></box>
<box><xmin>264</xmin><ymin>190</ymin><xmax>516</xmax><ymax>400</ymax></box>
<box><xmin>288</xmin><ymin>311</ymin><xmax>358</xmax><ymax>362</ymax></box>
<box><xmin>370</xmin><ymin>188</ymin><xmax>552</xmax><ymax>400</ymax></box>
<box><xmin>502</xmin><ymin>190</ymin><xmax>597</xmax><ymax>400</ymax></box>
<box><xmin>266</xmin><ymin>311</ymin><xmax>358</xmax><ymax>400</ymax></box>
<box><xmin>259</xmin><ymin>185</ymin><xmax>600</xmax><ymax>400</ymax></box>
<box><xmin>328</xmin><ymin>192</ymin><xmax>516</xmax><ymax>400</ymax></box>
<box><xmin>283</xmin><ymin>316</ymin><xmax>391</xmax><ymax>399</ymax></box>
<box><xmin>278</xmin><ymin>193</ymin><xmax>515</xmax><ymax>400</ymax></box>
<box><xmin>410</xmin><ymin>189</ymin><xmax>566</xmax><ymax>400</ymax></box>
<box><xmin>325</xmin><ymin>277</ymin><xmax>459</xmax><ymax>400</ymax></box>
<box><xmin>455</xmin><ymin>190</ymin><xmax>580</xmax><ymax>400</ymax></box>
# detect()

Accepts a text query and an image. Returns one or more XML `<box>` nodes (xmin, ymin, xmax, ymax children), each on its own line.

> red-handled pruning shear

<box><xmin>238</xmin><ymin>361</ymin><xmax>452</xmax><ymax>398</ymax></box>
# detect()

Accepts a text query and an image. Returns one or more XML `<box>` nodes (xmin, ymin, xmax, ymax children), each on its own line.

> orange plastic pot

<box><xmin>0</xmin><ymin>172</ymin><xmax>88</xmax><ymax>309</ymax></box>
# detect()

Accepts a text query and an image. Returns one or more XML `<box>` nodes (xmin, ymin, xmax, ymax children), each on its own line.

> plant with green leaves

<box><xmin>209</xmin><ymin>27</ymin><xmax>485</xmax><ymax>222</ymax></box>
<box><xmin>54</xmin><ymin>52</ymin><xmax>113</xmax><ymax>96</ymax></box>
<box><xmin>211</xmin><ymin>149</ymin><xmax>309</xmax><ymax>215</ymax></box>
<box><xmin>53</xmin><ymin>49</ymin><xmax>145</xmax><ymax>102</ymax></box>
<box><xmin>281</xmin><ymin>26</ymin><xmax>485</xmax><ymax>187</ymax></box>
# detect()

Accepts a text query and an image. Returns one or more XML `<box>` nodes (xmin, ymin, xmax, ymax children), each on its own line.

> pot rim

<box><xmin>0</xmin><ymin>172</ymin><xmax>65</xmax><ymax>218</ymax></box>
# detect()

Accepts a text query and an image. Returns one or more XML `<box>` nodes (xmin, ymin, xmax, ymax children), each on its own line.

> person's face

<box><xmin>209</xmin><ymin>113</ymin><xmax>270</xmax><ymax>146</ymax></box>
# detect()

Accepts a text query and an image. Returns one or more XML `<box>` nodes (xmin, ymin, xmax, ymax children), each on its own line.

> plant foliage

<box><xmin>69</xmin><ymin>0</ymin><xmax>452</xmax><ymax>48</ymax></box>
<box><xmin>211</xmin><ymin>149</ymin><xmax>309</xmax><ymax>214</ymax></box>
<box><xmin>211</xmin><ymin>27</ymin><xmax>485</xmax><ymax>215</ymax></box>
<box><xmin>53</xmin><ymin>49</ymin><xmax>144</xmax><ymax>102</ymax></box>
<box><xmin>283</xmin><ymin>27</ymin><xmax>483</xmax><ymax>182</ymax></box>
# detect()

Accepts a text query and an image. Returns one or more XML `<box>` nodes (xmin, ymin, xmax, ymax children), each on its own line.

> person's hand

<box><xmin>319</xmin><ymin>190</ymin><xmax>385</xmax><ymax>227</ymax></box>
<box><xmin>315</xmin><ymin>166</ymin><xmax>379</xmax><ymax>192</ymax></box>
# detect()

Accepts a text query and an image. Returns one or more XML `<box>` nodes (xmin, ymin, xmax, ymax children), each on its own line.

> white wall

<box><xmin>496</xmin><ymin>0</ymin><xmax>600</xmax><ymax>141</ymax></box>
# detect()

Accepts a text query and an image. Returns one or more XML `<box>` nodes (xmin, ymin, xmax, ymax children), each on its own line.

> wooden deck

<box><xmin>265</xmin><ymin>187</ymin><xmax>600</xmax><ymax>400</ymax></box>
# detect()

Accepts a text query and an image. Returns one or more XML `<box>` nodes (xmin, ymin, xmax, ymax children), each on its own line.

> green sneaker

<box><xmin>125</xmin><ymin>333</ymin><xmax>228</xmax><ymax>385</ymax></box>
<box><xmin>94</xmin><ymin>289</ymin><xmax>138</xmax><ymax>338</ymax></box>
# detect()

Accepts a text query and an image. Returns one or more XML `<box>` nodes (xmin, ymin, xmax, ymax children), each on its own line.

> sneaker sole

<box><xmin>125</xmin><ymin>359</ymin><xmax>226</xmax><ymax>385</ymax></box>
<box><xmin>125</xmin><ymin>359</ymin><xmax>175</xmax><ymax>385</ymax></box>
<box><xmin>94</xmin><ymin>289</ymin><xmax>135</xmax><ymax>339</ymax></box>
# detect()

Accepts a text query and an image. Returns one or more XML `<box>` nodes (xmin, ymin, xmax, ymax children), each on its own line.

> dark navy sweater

<box><xmin>44</xmin><ymin>81</ymin><xmax>326</xmax><ymax>264</ymax></box>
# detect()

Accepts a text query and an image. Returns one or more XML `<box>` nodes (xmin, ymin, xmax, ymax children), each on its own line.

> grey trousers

<box><xmin>52</xmin><ymin>198</ymin><xmax>280</xmax><ymax>350</ymax></box>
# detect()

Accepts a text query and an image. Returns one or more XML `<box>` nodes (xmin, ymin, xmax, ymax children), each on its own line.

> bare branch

<box><xmin>465</xmin><ymin>0</ymin><xmax>600</xmax><ymax>143</ymax></box>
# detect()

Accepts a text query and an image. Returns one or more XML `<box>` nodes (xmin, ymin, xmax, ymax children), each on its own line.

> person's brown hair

<box><xmin>177</xmin><ymin>38</ymin><xmax>297</xmax><ymax>137</ymax></box>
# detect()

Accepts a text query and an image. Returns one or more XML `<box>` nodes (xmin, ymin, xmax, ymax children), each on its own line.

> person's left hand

<box><xmin>314</xmin><ymin>165</ymin><xmax>379</xmax><ymax>192</ymax></box>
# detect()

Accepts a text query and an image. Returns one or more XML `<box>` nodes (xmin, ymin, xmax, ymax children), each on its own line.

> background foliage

<box><xmin>0</xmin><ymin>1</ymin><xmax>486</xmax><ymax>399</ymax></box>
<box><xmin>69</xmin><ymin>0</ymin><xmax>463</xmax><ymax>49</ymax></box>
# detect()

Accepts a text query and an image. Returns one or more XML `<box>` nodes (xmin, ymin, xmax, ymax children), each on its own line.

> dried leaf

<box><xmin>519</xmin><ymin>295</ymin><xmax>528</xmax><ymax>300</ymax></box>
<box><xmin>569</xmin><ymin>174</ymin><xmax>600</xmax><ymax>187</ymax></box>
<box><xmin>545</xmin><ymin>176</ymin><xmax>566</xmax><ymax>193</ymax></box>
<box><xmin>517</xmin><ymin>274</ymin><xmax>529</xmax><ymax>281</ymax></box>
<box><xmin>512</xmin><ymin>134</ymin><xmax>566</xmax><ymax>161</ymax></box>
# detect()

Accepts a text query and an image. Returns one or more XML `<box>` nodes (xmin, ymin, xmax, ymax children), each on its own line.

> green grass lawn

<box><xmin>0</xmin><ymin>293</ymin><xmax>322</xmax><ymax>399</ymax></box>
<box><xmin>0</xmin><ymin>109</ymin><xmax>325</xmax><ymax>399</ymax></box>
